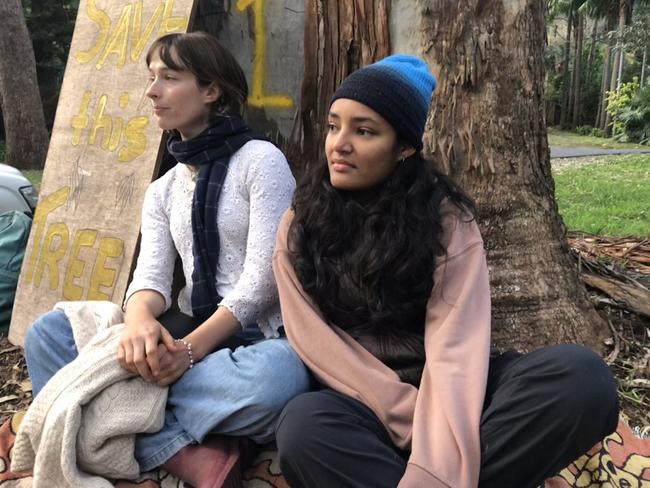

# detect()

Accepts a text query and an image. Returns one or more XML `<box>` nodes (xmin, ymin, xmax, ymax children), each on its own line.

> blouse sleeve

<box><xmin>399</xmin><ymin>212</ymin><xmax>491</xmax><ymax>488</ymax></box>
<box><xmin>124</xmin><ymin>177</ymin><xmax>177</xmax><ymax>311</ymax></box>
<box><xmin>219</xmin><ymin>144</ymin><xmax>295</xmax><ymax>326</ymax></box>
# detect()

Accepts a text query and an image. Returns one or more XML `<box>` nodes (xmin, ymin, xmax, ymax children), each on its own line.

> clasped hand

<box><xmin>117</xmin><ymin>319</ymin><xmax>191</xmax><ymax>386</ymax></box>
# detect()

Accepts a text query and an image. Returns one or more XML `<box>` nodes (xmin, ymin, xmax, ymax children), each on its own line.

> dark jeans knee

<box><xmin>276</xmin><ymin>390</ymin><xmax>405</xmax><ymax>488</ymax></box>
<box><xmin>546</xmin><ymin>345</ymin><xmax>617</xmax><ymax>409</ymax></box>
<box><xmin>479</xmin><ymin>345</ymin><xmax>620</xmax><ymax>487</ymax></box>
<box><xmin>275</xmin><ymin>392</ymin><xmax>323</xmax><ymax>467</ymax></box>
<box><xmin>543</xmin><ymin>344</ymin><xmax>619</xmax><ymax>440</ymax></box>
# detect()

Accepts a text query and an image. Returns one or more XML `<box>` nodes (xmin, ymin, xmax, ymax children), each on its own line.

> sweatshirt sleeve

<box><xmin>399</xmin><ymin>212</ymin><xmax>491</xmax><ymax>488</ymax></box>
<box><xmin>273</xmin><ymin>208</ymin><xmax>491</xmax><ymax>488</ymax></box>
<box><xmin>272</xmin><ymin>210</ymin><xmax>419</xmax><ymax>446</ymax></box>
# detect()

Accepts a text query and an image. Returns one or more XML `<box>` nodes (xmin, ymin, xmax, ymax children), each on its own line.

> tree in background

<box><xmin>546</xmin><ymin>0</ymin><xmax>650</xmax><ymax>133</ymax></box>
<box><xmin>602</xmin><ymin>0</ymin><xmax>632</xmax><ymax>133</ymax></box>
<box><xmin>421</xmin><ymin>0</ymin><xmax>608</xmax><ymax>350</ymax></box>
<box><xmin>619</xmin><ymin>2</ymin><xmax>650</xmax><ymax>84</ymax></box>
<box><xmin>606</xmin><ymin>4</ymin><xmax>650</xmax><ymax>144</ymax></box>
<box><xmin>548</xmin><ymin>0</ymin><xmax>614</xmax><ymax>130</ymax></box>
<box><xmin>22</xmin><ymin>0</ymin><xmax>78</xmax><ymax>132</ymax></box>
<box><xmin>297</xmin><ymin>0</ymin><xmax>391</xmax><ymax>170</ymax></box>
<box><xmin>552</xmin><ymin>0</ymin><xmax>578</xmax><ymax>128</ymax></box>
<box><xmin>0</xmin><ymin>0</ymin><xmax>49</xmax><ymax>169</ymax></box>
<box><xmin>0</xmin><ymin>1</ymin><xmax>77</xmax><ymax>147</ymax></box>
<box><xmin>588</xmin><ymin>0</ymin><xmax>617</xmax><ymax>132</ymax></box>
<box><xmin>297</xmin><ymin>0</ymin><xmax>609</xmax><ymax>351</ymax></box>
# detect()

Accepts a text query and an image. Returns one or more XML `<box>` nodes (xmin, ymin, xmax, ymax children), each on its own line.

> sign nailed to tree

<box><xmin>9</xmin><ymin>0</ymin><xmax>196</xmax><ymax>345</ymax></box>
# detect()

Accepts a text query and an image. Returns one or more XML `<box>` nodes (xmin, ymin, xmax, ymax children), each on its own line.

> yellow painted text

<box><xmin>74</xmin><ymin>0</ymin><xmax>188</xmax><ymax>69</ymax></box>
<box><xmin>71</xmin><ymin>90</ymin><xmax>149</xmax><ymax>162</ymax></box>
<box><xmin>24</xmin><ymin>187</ymin><xmax>126</xmax><ymax>301</ymax></box>
<box><xmin>236</xmin><ymin>0</ymin><xmax>293</xmax><ymax>109</ymax></box>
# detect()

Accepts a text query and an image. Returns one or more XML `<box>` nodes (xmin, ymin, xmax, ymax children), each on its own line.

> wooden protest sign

<box><xmin>9</xmin><ymin>0</ymin><xmax>196</xmax><ymax>345</ymax></box>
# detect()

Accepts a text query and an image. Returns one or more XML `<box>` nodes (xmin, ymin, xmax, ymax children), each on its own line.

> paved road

<box><xmin>550</xmin><ymin>147</ymin><xmax>650</xmax><ymax>158</ymax></box>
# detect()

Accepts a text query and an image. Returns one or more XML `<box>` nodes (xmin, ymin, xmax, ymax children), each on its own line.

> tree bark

<box><xmin>297</xmin><ymin>0</ymin><xmax>391</xmax><ymax>171</ymax></box>
<box><xmin>571</xmin><ymin>12</ymin><xmax>584</xmax><ymax>128</ymax></box>
<box><xmin>586</xmin><ymin>18</ymin><xmax>598</xmax><ymax>79</ymax></box>
<box><xmin>605</xmin><ymin>0</ymin><xmax>629</xmax><ymax>135</ymax></box>
<box><xmin>641</xmin><ymin>46</ymin><xmax>647</xmax><ymax>86</ymax></box>
<box><xmin>616</xmin><ymin>46</ymin><xmax>625</xmax><ymax>90</ymax></box>
<box><xmin>560</xmin><ymin>6</ymin><xmax>574</xmax><ymax>128</ymax></box>
<box><xmin>596</xmin><ymin>6</ymin><xmax>617</xmax><ymax>130</ymax></box>
<box><xmin>595</xmin><ymin>44</ymin><xmax>611</xmax><ymax>128</ymax></box>
<box><xmin>0</xmin><ymin>0</ymin><xmax>49</xmax><ymax>169</ymax></box>
<box><xmin>296</xmin><ymin>0</ymin><xmax>609</xmax><ymax>351</ymax></box>
<box><xmin>419</xmin><ymin>0</ymin><xmax>608</xmax><ymax>351</ymax></box>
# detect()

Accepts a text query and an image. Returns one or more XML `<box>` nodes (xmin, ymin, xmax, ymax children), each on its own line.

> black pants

<box><xmin>275</xmin><ymin>344</ymin><xmax>619</xmax><ymax>488</ymax></box>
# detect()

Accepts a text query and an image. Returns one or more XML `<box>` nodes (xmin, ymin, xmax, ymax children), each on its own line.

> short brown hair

<box><xmin>146</xmin><ymin>32</ymin><xmax>248</xmax><ymax>117</ymax></box>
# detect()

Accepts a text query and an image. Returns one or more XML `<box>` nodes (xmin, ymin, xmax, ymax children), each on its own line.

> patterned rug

<box><xmin>0</xmin><ymin>413</ymin><xmax>647</xmax><ymax>487</ymax></box>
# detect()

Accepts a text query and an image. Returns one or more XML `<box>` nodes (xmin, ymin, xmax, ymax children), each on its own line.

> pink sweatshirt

<box><xmin>272</xmin><ymin>204</ymin><xmax>491</xmax><ymax>488</ymax></box>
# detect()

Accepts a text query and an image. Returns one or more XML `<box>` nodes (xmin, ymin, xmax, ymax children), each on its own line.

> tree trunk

<box><xmin>596</xmin><ymin>6</ymin><xmax>617</xmax><ymax>130</ymax></box>
<box><xmin>641</xmin><ymin>46</ymin><xmax>647</xmax><ymax>86</ymax></box>
<box><xmin>595</xmin><ymin>44</ymin><xmax>611</xmax><ymax>128</ymax></box>
<box><xmin>297</xmin><ymin>0</ymin><xmax>391</xmax><ymax>171</ymax></box>
<box><xmin>571</xmin><ymin>12</ymin><xmax>584</xmax><ymax>128</ymax></box>
<box><xmin>604</xmin><ymin>56</ymin><xmax>617</xmax><ymax>133</ymax></box>
<box><xmin>586</xmin><ymin>18</ymin><xmax>598</xmax><ymax>79</ymax></box>
<box><xmin>605</xmin><ymin>0</ymin><xmax>629</xmax><ymax>135</ymax></box>
<box><xmin>616</xmin><ymin>46</ymin><xmax>625</xmax><ymax>90</ymax></box>
<box><xmin>0</xmin><ymin>0</ymin><xmax>49</xmax><ymax>169</ymax></box>
<box><xmin>586</xmin><ymin>18</ymin><xmax>599</xmax><ymax>127</ymax></box>
<box><xmin>560</xmin><ymin>6</ymin><xmax>574</xmax><ymax>128</ymax></box>
<box><xmin>419</xmin><ymin>0</ymin><xmax>608</xmax><ymax>351</ymax></box>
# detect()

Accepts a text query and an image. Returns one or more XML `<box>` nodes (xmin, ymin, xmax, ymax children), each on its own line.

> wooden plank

<box><xmin>9</xmin><ymin>0</ymin><xmax>196</xmax><ymax>345</ymax></box>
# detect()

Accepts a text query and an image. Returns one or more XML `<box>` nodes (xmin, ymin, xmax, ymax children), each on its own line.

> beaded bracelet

<box><xmin>174</xmin><ymin>338</ymin><xmax>194</xmax><ymax>369</ymax></box>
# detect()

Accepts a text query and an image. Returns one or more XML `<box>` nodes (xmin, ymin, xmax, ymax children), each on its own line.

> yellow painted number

<box><xmin>236</xmin><ymin>0</ymin><xmax>293</xmax><ymax>109</ymax></box>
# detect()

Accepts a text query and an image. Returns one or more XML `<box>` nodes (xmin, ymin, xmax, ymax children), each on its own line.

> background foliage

<box><xmin>0</xmin><ymin>0</ymin><xmax>78</xmax><ymax>141</ymax></box>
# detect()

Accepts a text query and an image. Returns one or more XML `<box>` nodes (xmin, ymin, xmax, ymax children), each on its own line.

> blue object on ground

<box><xmin>0</xmin><ymin>211</ymin><xmax>32</xmax><ymax>334</ymax></box>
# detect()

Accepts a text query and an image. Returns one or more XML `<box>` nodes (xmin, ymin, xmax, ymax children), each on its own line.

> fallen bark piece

<box><xmin>582</xmin><ymin>273</ymin><xmax>650</xmax><ymax>318</ymax></box>
<box><xmin>569</xmin><ymin>232</ymin><xmax>650</xmax><ymax>274</ymax></box>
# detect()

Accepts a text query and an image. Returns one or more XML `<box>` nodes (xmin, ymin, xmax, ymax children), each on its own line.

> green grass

<box><xmin>22</xmin><ymin>170</ymin><xmax>43</xmax><ymax>190</ymax></box>
<box><xmin>548</xmin><ymin>128</ymin><xmax>647</xmax><ymax>149</ymax></box>
<box><xmin>553</xmin><ymin>154</ymin><xmax>649</xmax><ymax>237</ymax></box>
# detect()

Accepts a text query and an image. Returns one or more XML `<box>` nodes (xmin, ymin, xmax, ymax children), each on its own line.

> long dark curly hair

<box><xmin>288</xmin><ymin>152</ymin><xmax>475</xmax><ymax>337</ymax></box>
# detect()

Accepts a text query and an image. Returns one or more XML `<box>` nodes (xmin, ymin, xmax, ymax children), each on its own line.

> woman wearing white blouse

<box><xmin>23</xmin><ymin>32</ymin><xmax>309</xmax><ymax>488</ymax></box>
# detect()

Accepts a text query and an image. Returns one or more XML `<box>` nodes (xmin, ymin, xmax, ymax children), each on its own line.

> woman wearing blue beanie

<box><xmin>272</xmin><ymin>55</ymin><xmax>619</xmax><ymax>487</ymax></box>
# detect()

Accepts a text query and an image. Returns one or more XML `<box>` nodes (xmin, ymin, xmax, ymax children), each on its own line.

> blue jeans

<box><xmin>24</xmin><ymin>310</ymin><xmax>310</xmax><ymax>471</ymax></box>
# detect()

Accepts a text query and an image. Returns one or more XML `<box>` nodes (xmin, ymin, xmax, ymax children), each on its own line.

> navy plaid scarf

<box><xmin>166</xmin><ymin>116</ymin><xmax>266</xmax><ymax>321</ymax></box>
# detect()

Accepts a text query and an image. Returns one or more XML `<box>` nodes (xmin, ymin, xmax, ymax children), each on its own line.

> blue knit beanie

<box><xmin>330</xmin><ymin>54</ymin><xmax>437</xmax><ymax>151</ymax></box>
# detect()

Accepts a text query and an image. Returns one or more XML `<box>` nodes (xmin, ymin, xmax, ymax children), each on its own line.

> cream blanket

<box><xmin>11</xmin><ymin>301</ymin><xmax>168</xmax><ymax>488</ymax></box>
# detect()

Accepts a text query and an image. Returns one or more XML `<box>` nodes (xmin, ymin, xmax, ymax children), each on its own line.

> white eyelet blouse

<box><xmin>125</xmin><ymin>140</ymin><xmax>295</xmax><ymax>338</ymax></box>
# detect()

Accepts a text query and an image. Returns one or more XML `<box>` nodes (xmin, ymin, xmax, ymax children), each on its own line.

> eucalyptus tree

<box><xmin>298</xmin><ymin>0</ymin><xmax>609</xmax><ymax>350</ymax></box>
<box><xmin>621</xmin><ymin>2</ymin><xmax>650</xmax><ymax>85</ymax></box>
<box><xmin>549</xmin><ymin>0</ymin><xmax>581</xmax><ymax>127</ymax></box>
<box><xmin>0</xmin><ymin>0</ymin><xmax>49</xmax><ymax>169</ymax></box>
<box><xmin>549</xmin><ymin>0</ymin><xmax>616</xmax><ymax>128</ymax></box>
<box><xmin>22</xmin><ymin>0</ymin><xmax>79</xmax><ymax>131</ymax></box>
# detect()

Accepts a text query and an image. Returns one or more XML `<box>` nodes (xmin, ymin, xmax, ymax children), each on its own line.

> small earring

<box><xmin>400</xmin><ymin>157</ymin><xmax>406</xmax><ymax>164</ymax></box>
